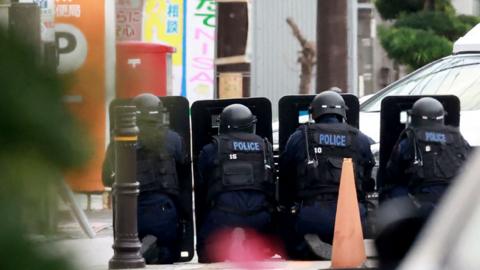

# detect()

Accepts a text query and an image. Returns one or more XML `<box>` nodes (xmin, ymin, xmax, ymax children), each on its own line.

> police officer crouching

<box><xmin>102</xmin><ymin>93</ymin><xmax>188</xmax><ymax>264</ymax></box>
<box><xmin>383</xmin><ymin>97</ymin><xmax>470</xmax><ymax>214</ymax></box>
<box><xmin>280</xmin><ymin>90</ymin><xmax>375</xmax><ymax>260</ymax></box>
<box><xmin>196</xmin><ymin>104</ymin><xmax>275</xmax><ymax>263</ymax></box>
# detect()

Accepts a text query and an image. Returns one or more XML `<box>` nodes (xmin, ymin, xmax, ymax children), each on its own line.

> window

<box><xmin>361</xmin><ymin>55</ymin><xmax>480</xmax><ymax>112</ymax></box>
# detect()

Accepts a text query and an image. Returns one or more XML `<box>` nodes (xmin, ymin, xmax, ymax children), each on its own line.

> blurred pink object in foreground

<box><xmin>206</xmin><ymin>227</ymin><xmax>284</xmax><ymax>269</ymax></box>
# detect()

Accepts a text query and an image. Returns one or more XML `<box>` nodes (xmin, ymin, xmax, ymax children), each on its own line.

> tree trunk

<box><xmin>316</xmin><ymin>0</ymin><xmax>348</xmax><ymax>93</ymax></box>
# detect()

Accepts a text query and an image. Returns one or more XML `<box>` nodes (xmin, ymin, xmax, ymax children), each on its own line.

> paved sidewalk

<box><xmin>51</xmin><ymin>229</ymin><xmax>377</xmax><ymax>269</ymax></box>
<box><xmin>52</xmin><ymin>234</ymin><xmax>377</xmax><ymax>270</ymax></box>
<box><xmin>52</xmin><ymin>194</ymin><xmax>377</xmax><ymax>270</ymax></box>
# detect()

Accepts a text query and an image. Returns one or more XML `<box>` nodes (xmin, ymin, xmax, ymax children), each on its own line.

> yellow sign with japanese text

<box><xmin>143</xmin><ymin>0</ymin><xmax>184</xmax><ymax>94</ymax></box>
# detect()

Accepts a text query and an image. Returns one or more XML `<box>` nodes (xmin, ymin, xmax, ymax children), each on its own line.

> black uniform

<box><xmin>197</xmin><ymin>131</ymin><xmax>275</xmax><ymax>262</ymax></box>
<box><xmin>103</xmin><ymin>93</ymin><xmax>188</xmax><ymax>264</ymax></box>
<box><xmin>385</xmin><ymin>125</ymin><xmax>470</xmax><ymax>209</ymax></box>
<box><xmin>384</xmin><ymin>97</ymin><xmax>471</xmax><ymax>215</ymax></box>
<box><xmin>280</xmin><ymin>91</ymin><xmax>375</xmax><ymax>259</ymax></box>
<box><xmin>281</xmin><ymin>114</ymin><xmax>375</xmax><ymax>259</ymax></box>
<box><xmin>103</xmin><ymin>127</ymin><xmax>187</xmax><ymax>263</ymax></box>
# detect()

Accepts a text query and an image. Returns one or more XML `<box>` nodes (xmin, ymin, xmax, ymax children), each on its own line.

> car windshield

<box><xmin>361</xmin><ymin>55</ymin><xmax>480</xmax><ymax>112</ymax></box>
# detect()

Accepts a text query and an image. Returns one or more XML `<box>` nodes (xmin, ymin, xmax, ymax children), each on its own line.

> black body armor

<box><xmin>137</xmin><ymin>143</ymin><xmax>180</xmax><ymax>196</ymax></box>
<box><xmin>403</xmin><ymin>126</ymin><xmax>468</xmax><ymax>191</ymax></box>
<box><xmin>206</xmin><ymin>132</ymin><xmax>274</xmax><ymax>202</ymax></box>
<box><xmin>296</xmin><ymin>123</ymin><xmax>364</xmax><ymax>199</ymax></box>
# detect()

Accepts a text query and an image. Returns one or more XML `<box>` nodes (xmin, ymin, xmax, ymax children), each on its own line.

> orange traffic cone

<box><xmin>331</xmin><ymin>158</ymin><xmax>366</xmax><ymax>268</ymax></box>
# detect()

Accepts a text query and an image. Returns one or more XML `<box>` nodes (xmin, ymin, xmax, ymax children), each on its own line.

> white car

<box><xmin>360</xmin><ymin>24</ymin><xmax>480</xmax><ymax>150</ymax></box>
<box><xmin>360</xmin><ymin>53</ymin><xmax>480</xmax><ymax>147</ymax></box>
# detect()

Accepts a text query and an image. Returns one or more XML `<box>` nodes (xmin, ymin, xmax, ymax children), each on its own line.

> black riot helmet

<box><xmin>132</xmin><ymin>93</ymin><xmax>168</xmax><ymax>126</ymax></box>
<box><xmin>219</xmin><ymin>104</ymin><xmax>257</xmax><ymax>134</ymax></box>
<box><xmin>408</xmin><ymin>97</ymin><xmax>445</xmax><ymax>128</ymax></box>
<box><xmin>310</xmin><ymin>90</ymin><xmax>348</xmax><ymax>122</ymax></box>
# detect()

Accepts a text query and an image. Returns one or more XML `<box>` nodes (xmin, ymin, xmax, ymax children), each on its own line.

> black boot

<box><xmin>140</xmin><ymin>235</ymin><xmax>159</xmax><ymax>264</ymax></box>
<box><xmin>304</xmin><ymin>234</ymin><xmax>332</xmax><ymax>260</ymax></box>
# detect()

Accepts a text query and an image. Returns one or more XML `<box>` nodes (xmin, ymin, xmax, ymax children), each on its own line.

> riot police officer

<box><xmin>280</xmin><ymin>90</ymin><xmax>375</xmax><ymax>260</ymax></box>
<box><xmin>383</xmin><ymin>97</ymin><xmax>470</xmax><ymax>212</ymax></box>
<box><xmin>102</xmin><ymin>93</ymin><xmax>188</xmax><ymax>264</ymax></box>
<box><xmin>196</xmin><ymin>104</ymin><xmax>276</xmax><ymax>263</ymax></box>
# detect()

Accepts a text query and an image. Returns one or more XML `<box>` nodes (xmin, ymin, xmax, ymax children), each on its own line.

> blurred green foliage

<box><xmin>394</xmin><ymin>11</ymin><xmax>479</xmax><ymax>40</ymax></box>
<box><xmin>375</xmin><ymin>0</ymin><xmax>480</xmax><ymax>69</ymax></box>
<box><xmin>378</xmin><ymin>26</ymin><xmax>452</xmax><ymax>69</ymax></box>
<box><xmin>0</xmin><ymin>30</ymin><xmax>90</xmax><ymax>269</ymax></box>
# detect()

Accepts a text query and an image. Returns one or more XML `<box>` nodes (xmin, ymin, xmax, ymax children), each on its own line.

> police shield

<box><xmin>277</xmin><ymin>94</ymin><xmax>359</xmax><ymax>205</ymax></box>
<box><xmin>191</xmin><ymin>97</ymin><xmax>273</xmax><ymax>229</ymax></box>
<box><xmin>109</xmin><ymin>96</ymin><xmax>194</xmax><ymax>262</ymax></box>
<box><xmin>377</xmin><ymin>95</ymin><xmax>460</xmax><ymax>194</ymax></box>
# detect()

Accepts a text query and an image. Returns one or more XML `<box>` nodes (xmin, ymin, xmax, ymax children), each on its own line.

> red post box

<box><xmin>116</xmin><ymin>41</ymin><xmax>175</xmax><ymax>98</ymax></box>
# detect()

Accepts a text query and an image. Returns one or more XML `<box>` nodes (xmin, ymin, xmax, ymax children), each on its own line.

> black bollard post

<box><xmin>109</xmin><ymin>106</ymin><xmax>145</xmax><ymax>269</ymax></box>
